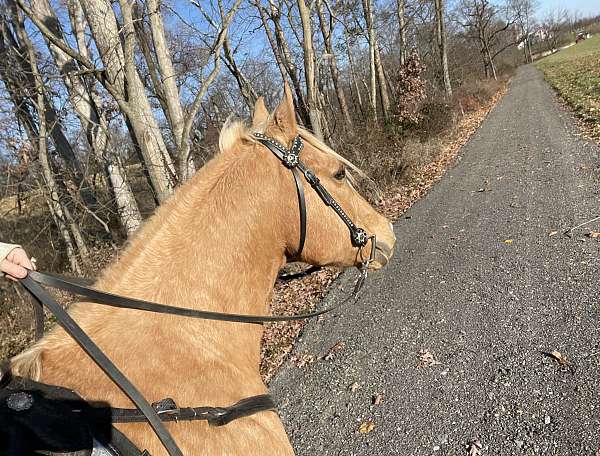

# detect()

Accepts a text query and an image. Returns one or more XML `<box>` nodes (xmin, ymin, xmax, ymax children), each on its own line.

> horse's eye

<box><xmin>334</xmin><ymin>167</ymin><xmax>346</xmax><ymax>181</ymax></box>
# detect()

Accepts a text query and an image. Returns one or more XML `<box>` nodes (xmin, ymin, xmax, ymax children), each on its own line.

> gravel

<box><xmin>268</xmin><ymin>65</ymin><xmax>600</xmax><ymax>455</ymax></box>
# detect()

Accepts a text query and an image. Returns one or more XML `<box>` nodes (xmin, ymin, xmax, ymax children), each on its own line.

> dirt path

<box><xmin>269</xmin><ymin>65</ymin><xmax>600</xmax><ymax>455</ymax></box>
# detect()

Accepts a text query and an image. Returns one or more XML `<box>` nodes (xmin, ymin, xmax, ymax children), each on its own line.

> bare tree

<box><xmin>30</xmin><ymin>0</ymin><xmax>142</xmax><ymax>234</ymax></box>
<box><xmin>362</xmin><ymin>0</ymin><xmax>378</xmax><ymax>121</ymax></box>
<box><xmin>1</xmin><ymin>2</ymin><xmax>89</xmax><ymax>270</ymax></box>
<box><xmin>454</xmin><ymin>0</ymin><xmax>519</xmax><ymax>80</ymax></box>
<box><xmin>297</xmin><ymin>0</ymin><xmax>324</xmax><ymax>137</ymax></box>
<box><xmin>509</xmin><ymin>0</ymin><xmax>538</xmax><ymax>63</ymax></box>
<box><xmin>253</xmin><ymin>0</ymin><xmax>311</xmax><ymax>127</ymax></box>
<box><xmin>316</xmin><ymin>0</ymin><xmax>353</xmax><ymax>127</ymax></box>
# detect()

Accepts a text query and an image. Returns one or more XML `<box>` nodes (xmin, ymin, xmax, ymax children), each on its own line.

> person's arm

<box><xmin>0</xmin><ymin>243</ymin><xmax>34</xmax><ymax>281</ymax></box>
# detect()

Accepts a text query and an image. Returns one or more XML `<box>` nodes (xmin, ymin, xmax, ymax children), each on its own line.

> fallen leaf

<box><xmin>549</xmin><ymin>231</ymin><xmax>558</xmax><ymax>237</ymax></box>
<box><xmin>372</xmin><ymin>393</ymin><xmax>384</xmax><ymax>405</ymax></box>
<box><xmin>417</xmin><ymin>349</ymin><xmax>442</xmax><ymax>368</ymax></box>
<box><xmin>503</xmin><ymin>239</ymin><xmax>513</xmax><ymax>244</ymax></box>
<box><xmin>290</xmin><ymin>353</ymin><xmax>316</xmax><ymax>368</ymax></box>
<box><xmin>349</xmin><ymin>382</ymin><xmax>361</xmax><ymax>392</ymax></box>
<box><xmin>547</xmin><ymin>350</ymin><xmax>570</xmax><ymax>366</ymax></box>
<box><xmin>323</xmin><ymin>341</ymin><xmax>346</xmax><ymax>361</ymax></box>
<box><xmin>358</xmin><ymin>420</ymin><xmax>375</xmax><ymax>434</ymax></box>
<box><xmin>467</xmin><ymin>439</ymin><xmax>483</xmax><ymax>455</ymax></box>
<box><xmin>587</xmin><ymin>231</ymin><xmax>600</xmax><ymax>239</ymax></box>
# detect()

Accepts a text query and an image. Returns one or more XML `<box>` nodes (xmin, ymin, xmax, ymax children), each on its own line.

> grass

<box><xmin>536</xmin><ymin>35</ymin><xmax>600</xmax><ymax>139</ymax></box>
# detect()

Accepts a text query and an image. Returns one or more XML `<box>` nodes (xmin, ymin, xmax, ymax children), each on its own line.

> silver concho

<box><xmin>283</xmin><ymin>152</ymin><xmax>299</xmax><ymax>168</ymax></box>
<box><xmin>353</xmin><ymin>228</ymin><xmax>369</xmax><ymax>247</ymax></box>
<box><xmin>6</xmin><ymin>392</ymin><xmax>34</xmax><ymax>411</ymax></box>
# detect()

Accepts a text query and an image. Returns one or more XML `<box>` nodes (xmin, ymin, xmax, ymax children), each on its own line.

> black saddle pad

<box><xmin>0</xmin><ymin>374</ymin><xmax>143</xmax><ymax>456</ymax></box>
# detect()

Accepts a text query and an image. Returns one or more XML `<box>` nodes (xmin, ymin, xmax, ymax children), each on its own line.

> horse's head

<box><xmin>252</xmin><ymin>85</ymin><xmax>395</xmax><ymax>271</ymax></box>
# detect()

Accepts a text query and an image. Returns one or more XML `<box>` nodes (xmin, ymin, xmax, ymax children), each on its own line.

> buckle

<box><xmin>152</xmin><ymin>398</ymin><xmax>179</xmax><ymax>416</ymax></box>
<box><xmin>304</xmin><ymin>169</ymin><xmax>319</xmax><ymax>185</ymax></box>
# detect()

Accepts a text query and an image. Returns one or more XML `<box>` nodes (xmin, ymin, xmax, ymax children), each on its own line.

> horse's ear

<box><xmin>252</xmin><ymin>97</ymin><xmax>269</xmax><ymax>129</ymax></box>
<box><xmin>272</xmin><ymin>82</ymin><xmax>298</xmax><ymax>139</ymax></box>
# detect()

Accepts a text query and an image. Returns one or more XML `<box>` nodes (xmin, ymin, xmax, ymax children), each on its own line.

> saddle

<box><xmin>0</xmin><ymin>372</ymin><xmax>145</xmax><ymax>456</ymax></box>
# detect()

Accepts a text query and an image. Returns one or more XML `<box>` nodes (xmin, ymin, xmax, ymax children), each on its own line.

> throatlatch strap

<box><xmin>291</xmin><ymin>167</ymin><xmax>306</xmax><ymax>257</ymax></box>
<box><xmin>20</xmin><ymin>275</ymin><xmax>184</xmax><ymax>456</ymax></box>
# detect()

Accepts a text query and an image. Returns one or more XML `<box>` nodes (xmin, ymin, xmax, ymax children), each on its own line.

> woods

<box><xmin>0</xmin><ymin>0</ymin><xmax>596</xmax><ymax>273</ymax></box>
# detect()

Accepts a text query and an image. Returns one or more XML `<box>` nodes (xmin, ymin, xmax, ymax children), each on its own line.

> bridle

<box><xmin>254</xmin><ymin>132</ymin><xmax>376</xmax><ymax>264</ymax></box>
<box><xmin>11</xmin><ymin>133</ymin><xmax>378</xmax><ymax>456</ymax></box>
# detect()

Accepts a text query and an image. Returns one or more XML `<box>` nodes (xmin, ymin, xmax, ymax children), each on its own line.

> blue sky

<box><xmin>537</xmin><ymin>0</ymin><xmax>600</xmax><ymax>19</ymax></box>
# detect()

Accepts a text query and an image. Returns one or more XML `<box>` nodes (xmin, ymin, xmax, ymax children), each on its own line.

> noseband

<box><xmin>254</xmin><ymin>133</ymin><xmax>375</xmax><ymax>264</ymax></box>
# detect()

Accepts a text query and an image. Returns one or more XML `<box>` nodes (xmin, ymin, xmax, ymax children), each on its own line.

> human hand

<box><xmin>1</xmin><ymin>247</ymin><xmax>35</xmax><ymax>281</ymax></box>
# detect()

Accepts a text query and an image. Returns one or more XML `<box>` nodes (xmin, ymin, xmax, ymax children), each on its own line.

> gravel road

<box><xmin>269</xmin><ymin>65</ymin><xmax>600</xmax><ymax>455</ymax></box>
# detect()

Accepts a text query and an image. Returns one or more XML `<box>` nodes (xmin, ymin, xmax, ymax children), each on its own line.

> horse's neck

<box><xmin>56</xmin><ymin>147</ymin><xmax>288</xmax><ymax>393</ymax></box>
<box><xmin>100</xmin><ymin>147</ymin><xmax>287</xmax><ymax>316</ymax></box>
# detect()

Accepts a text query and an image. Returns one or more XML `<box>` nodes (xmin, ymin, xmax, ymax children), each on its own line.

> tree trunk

<box><xmin>434</xmin><ymin>0</ymin><xmax>452</xmax><ymax>97</ymax></box>
<box><xmin>362</xmin><ymin>0</ymin><xmax>378</xmax><ymax>122</ymax></box>
<box><xmin>396</xmin><ymin>0</ymin><xmax>407</xmax><ymax>66</ymax></box>
<box><xmin>344</xmin><ymin>28</ymin><xmax>364</xmax><ymax>116</ymax></box>
<box><xmin>146</xmin><ymin>0</ymin><xmax>197</xmax><ymax>180</ymax></box>
<box><xmin>297</xmin><ymin>0</ymin><xmax>323</xmax><ymax>138</ymax></box>
<box><xmin>374</xmin><ymin>43</ymin><xmax>391</xmax><ymax>120</ymax></box>
<box><xmin>78</xmin><ymin>0</ymin><xmax>176</xmax><ymax>202</ymax></box>
<box><xmin>259</xmin><ymin>0</ymin><xmax>311</xmax><ymax>127</ymax></box>
<box><xmin>35</xmin><ymin>0</ymin><xmax>142</xmax><ymax>235</ymax></box>
<box><xmin>315</xmin><ymin>0</ymin><xmax>352</xmax><ymax>127</ymax></box>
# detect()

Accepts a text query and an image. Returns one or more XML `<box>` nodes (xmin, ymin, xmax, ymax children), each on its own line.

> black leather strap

<box><xmin>101</xmin><ymin>394</ymin><xmax>276</xmax><ymax>427</ymax></box>
<box><xmin>27</xmin><ymin>270</ymin><xmax>355</xmax><ymax>324</ymax></box>
<box><xmin>291</xmin><ymin>167</ymin><xmax>306</xmax><ymax>257</ymax></box>
<box><xmin>19</xmin><ymin>275</ymin><xmax>184</xmax><ymax>456</ymax></box>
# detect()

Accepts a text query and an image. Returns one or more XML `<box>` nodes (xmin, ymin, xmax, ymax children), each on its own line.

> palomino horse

<box><xmin>11</xmin><ymin>86</ymin><xmax>396</xmax><ymax>455</ymax></box>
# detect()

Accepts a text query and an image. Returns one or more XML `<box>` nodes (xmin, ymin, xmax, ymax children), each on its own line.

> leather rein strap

<box><xmin>26</xmin><ymin>270</ymin><xmax>360</xmax><ymax>324</ymax></box>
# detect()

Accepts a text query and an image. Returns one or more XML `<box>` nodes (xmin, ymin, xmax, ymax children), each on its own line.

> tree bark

<box><xmin>397</xmin><ymin>0</ymin><xmax>407</xmax><ymax>66</ymax></box>
<box><xmin>361</xmin><ymin>0</ymin><xmax>378</xmax><ymax>122</ymax></box>
<box><xmin>32</xmin><ymin>0</ymin><xmax>142</xmax><ymax>235</ymax></box>
<box><xmin>374</xmin><ymin>43</ymin><xmax>391</xmax><ymax>120</ymax></box>
<box><xmin>316</xmin><ymin>0</ymin><xmax>352</xmax><ymax>127</ymax></box>
<box><xmin>78</xmin><ymin>0</ymin><xmax>176</xmax><ymax>202</ymax></box>
<box><xmin>297</xmin><ymin>0</ymin><xmax>323</xmax><ymax>138</ymax></box>
<box><xmin>434</xmin><ymin>0</ymin><xmax>452</xmax><ymax>96</ymax></box>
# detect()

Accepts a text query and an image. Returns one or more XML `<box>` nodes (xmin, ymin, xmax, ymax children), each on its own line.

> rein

<box><xmin>15</xmin><ymin>133</ymin><xmax>376</xmax><ymax>456</ymax></box>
